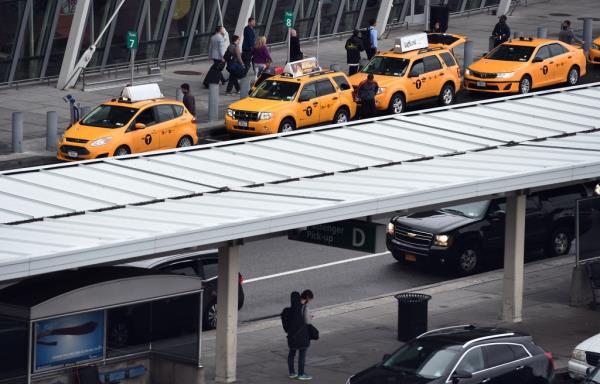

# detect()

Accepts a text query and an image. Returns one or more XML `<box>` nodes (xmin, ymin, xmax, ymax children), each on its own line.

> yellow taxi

<box><xmin>225</xmin><ymin>58</ymin><xmax>356</xmax><ymax>135</ymax></box>
<box><xmin>464</xmin><ymin>37</ymin><xmax>587</xmax><ymax>94</ymax></box>
<box><xmin>589</xmin><ymin>37</ymin><xmax>600</xmax><ymax>64</ymax></box>
<box><xmin>348</xmin><ymin>32</ymin><xmax>464</xmax><ymax>114</ymax></box>
<box><xmin>57</xmin><ymin>84</ymin><xmax>197</xmax><ymax>161</ymax></box>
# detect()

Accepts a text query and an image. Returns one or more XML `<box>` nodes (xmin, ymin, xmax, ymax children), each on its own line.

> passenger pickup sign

<box><xmin>288</xmin><ymin>220</ymin><xmax>384</xmax><ymax>253</ymax></box>
<box><xmin>394</xmin><ymin>32</ymin><xmax>428</xmax><ymax>53</ymax></box>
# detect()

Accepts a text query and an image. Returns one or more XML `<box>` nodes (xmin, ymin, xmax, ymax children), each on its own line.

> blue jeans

<box><xmin>288</xmin><ymin>348</ymin><xmax>307</xmax><ymax>375</ymax></box>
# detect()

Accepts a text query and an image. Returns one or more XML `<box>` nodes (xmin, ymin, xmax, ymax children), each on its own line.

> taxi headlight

<box><xmin>387</xmin><ymin>222</ymin><xmax>395</xmax><ymax>235</ymax></box>
<box><xmin>592</xmin><ymin>43</ymin><xmax>600</xmax><ymax>50</ymax></box>
<box><xmin>227</xmin><ymin>108</ymin><xmax>234</xmax><ymax>117</ymax></box>
<box><xmin>434</xmin><ymin>234</ymin><xmax>450</xmax><ymax>247</ymax></box>
<box><xmin>495</xmin><ymin>72</ymin><xmax>515</xmax><ymax>79</ymax></box>
<box><xmin>571</xmin><ymin>349</ymin><xmax>586</xmax><ymax>362</ymax></box>
<box><xmin>258</xmin><ymin>112</ymin><xmax>272</xmax><ymax>120</ymax></box>
<box><xmin>464</xmin><ymin>68</ymin><xmax>473</xmax><ymax>76</ymax></box>
<box><xmin>90</xmin><ymin>136</ymin><xmax>113</xmax><ymax>147</ymax></box>
<box><xmin>376</xmin><ymin>87</ymin><xmax>385</xmax><ymax>95</ymax></box>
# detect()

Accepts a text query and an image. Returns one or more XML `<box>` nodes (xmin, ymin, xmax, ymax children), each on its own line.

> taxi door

<box><xmin>315</xmin><ymin>79</ymin><xmax>338</xmax><ymax>122</ymax></box>
<box><xmin>548</xmin><ymin>43</ymin><xmax>569</xmax><ymax>84</ymax></box>
<box><xmin>154</xmin><ymin>104</ymin><xmax>178</xmax><ymax>149</ymax></box>
<box><xmin>297</xmin><ymin>82</ymin><xmax>320</xmax><ymax>127</ymax></box>
<box><xmin>128</xmin><ymin>107</ymin><xmax>161</xmax><ymax>153</ymax></box>
<box><xmin>406</xmin><ymin>58</ymin><xmax>428</xmax><ymax>102</ymax></box>
<box><xmin>531</xmin><ymin>45</ymin><xmax>554</xmax><ymax>87</ymax></box>
<box><xmin>422</xmin><ymin>54</ymin><xmax>445</xmax><ymax>97</ymax></box>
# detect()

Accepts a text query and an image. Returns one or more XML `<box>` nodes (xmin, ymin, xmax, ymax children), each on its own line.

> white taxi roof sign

<box><xmin>282</xmin><ymin>57</ymin><xmax>322</xmax><ymax>78</ymax></box>
<box><xmin>120</xmin><ymin>83</ymin><xmax>163</xmax><ymax>102</ymax></box>
<box><xmin>394</xmin><ymin>32</ymin><xmax>428</xmax><ymax>53</ymax></box>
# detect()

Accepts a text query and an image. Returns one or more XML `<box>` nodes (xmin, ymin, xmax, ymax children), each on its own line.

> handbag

<box><xmin>308</xmin><ymin>324</ymin><xmax>319</xmax><ymax>340</ymax></box>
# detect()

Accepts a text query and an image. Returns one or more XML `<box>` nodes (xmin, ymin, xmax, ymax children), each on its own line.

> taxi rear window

<box><xmin>251</xmin><ymin>80</ymin><xmax>300</xmax><ymax>101</ymax></box>
<box><xmin>81</xmin><ymin>105</ymin><xmax>138</xmax><ymax>128</ymax></box>
<box><xmin>486</xmin><ymin>45</ymin><xmax>535</xmax><ymax>62</ymax></box>
<box><xmin>440</xmin><ymin>52</ymin><xmax>457</xmax><ymax>67</ymax></box>
<box><xmin>362</xmin><ymin>56</ymin><xmax>409</xmax><ymax>77</ymax></box>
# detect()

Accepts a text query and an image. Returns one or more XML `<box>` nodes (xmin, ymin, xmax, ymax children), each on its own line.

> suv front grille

<box><xmin>394</xmin><ymin>225</ymin><xmax>434</xmax><ymax>247</ymax></box>
<box><xmin>470</xmin><ymin>70</ymin><xmax>497</xmax><ymax>79</ymax></box>
<box><xmin>587</xmin><ymin>351</ymin><xmax>600</xmax><ymax>366</ymax></box>
<box><xmin>233</xmin><ymin>110</ymin><xmax>259</xmax><ymax>121</ymax></box>
<box><xmin>65</xmin><ymin>137</ymin><xmax>89</xmax><ymax>143</ymax></box>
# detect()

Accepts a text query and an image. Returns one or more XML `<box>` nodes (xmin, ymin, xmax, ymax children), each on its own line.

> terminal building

<box><xmin>0</xmin><ymin>0</ymin><xmax>504</xmax><ymax>86</ymax></box>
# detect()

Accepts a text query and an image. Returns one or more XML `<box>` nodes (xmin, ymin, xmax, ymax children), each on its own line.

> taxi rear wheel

<box><xmin>114</xmin><ymin>145</ymin><xmax>130</xmax><ymax>157</ymax></box>
<box><xmin>567</xmin><ymin>66</ymin><xmax>580</xmax><ymax>86</ymax></box>
<box><xmin>518</xmin><ymin>75</ymin><xmax>532</xmax><ymax>94</ymax></box>
<box><xmin>388</xmin><ymin>93</ymin><xmax>405</xmax><ymax>114</ymax></box>
<box><xmin>177</xmin><ymin>136</ymin><xmax>194</xmax><ymax>148</ymax></box>
<box><xmin>438</xmin><ymin>83</ymin><xmax>455</xmax><ymax>106</ymax></box>
<box><xmin>278</xmin><ymin>118</ymin><xmax>295</xmax><ymax>133</ymax></box>
<box><xmin>333</xmin><ymin>107</ymin><xmax>350</xmax><ymax>124</ymax></box>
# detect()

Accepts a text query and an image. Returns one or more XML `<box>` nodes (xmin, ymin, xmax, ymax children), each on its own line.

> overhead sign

<box><xmin>283</xmin><ymin>57</ymin><xmax>321</xmax><ymax>77</ymax></box>
<box><xmin>284</xmin><ymin>11</ymin><xmax>294</xmax><ymax>28</ymax></box>
<box><xmin>394</xmin><ymin>32</ymin><xmax>428</xmax><ymax>53</ymax></box>
<box><xmin>289</xmin><ymin>220</ymin><xmax>383</xmax><ymax>253</ymax></box>
<box><xmin>127</xmin><ymin>31</ymin><xmax>138</xmax><ymax>50</ymax></box>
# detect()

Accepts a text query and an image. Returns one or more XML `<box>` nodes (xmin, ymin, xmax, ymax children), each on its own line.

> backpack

<box><xmin>361</xmin><ymin>28</ymin><xmax>371</xmax><ymax>50</ymax></box>
<box><xmin>358</xmin><ymin>81</ymin><xmax>377</xmax><ymax>101</ymax></box>
<box><xmin>223</xmin><ymin>46</ymin><xmax>235</xmax><ymax>63</ymax></box>
<box><xmin>281</xmin><ymin>307</ymin><xmax>291</xmax><ymax>333</ymax></box>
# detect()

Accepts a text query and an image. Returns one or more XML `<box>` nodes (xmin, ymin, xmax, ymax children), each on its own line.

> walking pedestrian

<box><xmin>180</xmin><ymin>83</ymin><xmax>196</xmax><ymax>117</ymax></box>
<box><xmin>558</xmin><ymin>20</ymin><xmax>583</xmax><ymax>45</ymax></box>
<box><xmin>224</xmin><ymin>35</ymin><xmax>245</xmax><ymax>95</ymax></box>
<box><xmin>286</xmin><ymin>291</ymin><xmax>314</xmax><ymax>381</ymax></box>
<box><xmin>357</xmin><ymin>73</ymin><xmax>379</xmax><ymax>119</ymax></box>
<box><xmin>290</xmin><ymin>29</ymin><xmax>304</xmax><ymax>62</ymax></box>
<box><xmin>345</xmin><ymin>29</ymin><xmax>363</xmax><ymax>76</ymax></box>
<box><xmin>242</xmin><ymin>17</ymin><xmax>256</xmax><ymax>70</ymax></box>
<box><xmin>492</xmin><ymin>15</ymin><xmax>511</xmax><ymax>48</ymax></box>
<box><xmin>207</xmin><ymin>25</ymin><xmax>227</xmax><ymax>86</ymax></box>
<box><xmin>252</xmin><ymin>36</ymin><xmax>273</xmax><ymax>76</ymax></box>
<box><xmin>366</xmin><ymin>19</ymin><xmax>378</xmax><ymax>60</ymax></box>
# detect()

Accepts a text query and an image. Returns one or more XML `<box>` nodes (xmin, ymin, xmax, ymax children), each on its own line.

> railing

<box><xmin>81</xmin><ymin>59</ymin><xmax>163</xmax><ymax>92</ymax></box>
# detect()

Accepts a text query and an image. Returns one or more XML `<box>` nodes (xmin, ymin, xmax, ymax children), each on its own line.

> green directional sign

<box><xmin>284</xmin><ymin>11</ymin><xmax>294</xmax><ymax>28</ymax></box>
<box><xmin>288</xmin><ymin>220</ymin><xmax>382</xmax><ymax>253</ymax></box>
<box><xmin>126</xmin><ymin>31</ymin><xmax>138</xmax><ymax>50</ymax></box>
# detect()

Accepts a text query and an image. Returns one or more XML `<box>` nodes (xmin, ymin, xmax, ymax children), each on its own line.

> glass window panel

<box><xmin>294</xmin><ymin>0</ymin><xmax>318</xmax><ymax>38</ymax></box>
<box><xmin>107</xmin><ymin>302</ymin><xmax>151</xmax><ymax>358</ymax></box>
<box><xmin>319</xmin><ymin>0</ymin><xmax>342</xmax><ymax>35</ymax></box>
<box><xmin>162</xmin><ymin>0</ymin><xmax>197</xmax><ymax>59</ymax></box>
<box><xmin>464</xmin><ymin>0</ymin><xmax>482</xmax><ymax>10</ymax></box>
<box><xmin>338</xmin><ymin>0</ymin><xmax>362</xmax><ymax>34</ymax></box>
<box><xmin>0</xmin><ymin>0</ymin><xmax>28</xmax><ymax>83</ymax></box>
<box><xmin>446</xmin><ymin>0</ymin><xmax>462</xmax><ymax>12</ymax></box>
<box><xmin>414</xmin><ymin>0</ymin><xmax>426</xmax><ymax>14</ymax></box>
<box><xmin>267</xmin><ymin>0</ymin><xmax>299</xmax><ymax>44</ymax></box>
<box><xmin>486</xmin><ymin>0</ymin><xmax>500</xmax><ymax>5</ymax></box>
<box><xmin>0</xmin><ymin>317</ymin><xmax>28</xmax><ymax>381</ymax></box>
<box><xmin>190</xmin><ymin>0</ymin><xmax>235</xmax><ymax>56</ymax></box>
<box><xmin>359</xmin><ymin>0</ymin><xmax>382</xmax><ymax>29</ymax></box>
<box><xmin>388</xmin><ymin>0</ymin><xmax>407</xmax><ymax>24</ymax></box>
<box><xmin>151</xmin><ymin>293</ymin><xmax>199</xmax><ymax>360</ymax></box>
<box><xmin>105</xmin><ymin>0</ymin><xmax>144</xmax><ymax>64</ymax></box>
<box><xmin>253</xmin><ymin>0</ymin><xmax>273</xmax><ymax>37</ymax></box>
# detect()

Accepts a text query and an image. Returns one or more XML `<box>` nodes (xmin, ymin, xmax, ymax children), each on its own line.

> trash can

<box><xmin>395</xmin><ymin>292</ymin><xmax>431</xmax><ymax>342</ymax></box>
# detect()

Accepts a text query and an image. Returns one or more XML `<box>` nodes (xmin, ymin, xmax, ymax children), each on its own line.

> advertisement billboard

<box><xmin>34</xmin><ymin>311</ymin><xmax>104</xmax><ymax>371</ymax></box>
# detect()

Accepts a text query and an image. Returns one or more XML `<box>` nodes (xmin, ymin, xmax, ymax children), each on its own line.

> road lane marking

<box><xmin>243</xmin><ymin>251</ymin><xmax>391</xmax><ymax>284</ymax></box>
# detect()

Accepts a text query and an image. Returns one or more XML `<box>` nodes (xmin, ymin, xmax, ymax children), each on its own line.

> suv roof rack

<box><xmin>417</xmin><ymin>47</ymin><xmax>444</xmax><ymax>53</ymax></box>
<box><xmin>463</xmin><ymin>333</ymin><xmax>515</xmax><ymax>348</ymax></box>
<box><xmin>417</xmin><ymin>325</ymin><xmax>474</xmax><ymax>338</ymax></box>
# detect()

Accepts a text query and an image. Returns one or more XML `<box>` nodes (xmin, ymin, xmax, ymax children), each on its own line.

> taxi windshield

<box><xmin>251</xmin><ymin>80</ymin><xmax>300</xmax><ymax>101</ymax></box>
<box><xmin>361</xmin><ymin>56</ymin><xmax>409</xmax><ymax>77</ymax></box>
<box><xmin>486</xmin><ymin>45</ymin><xmax>535</xmax><ymax>62</ymax></box>
<box><xmin>81</xmin><ymin>105</ymin><xmax>138</xmax><ymax>128</ymax></box>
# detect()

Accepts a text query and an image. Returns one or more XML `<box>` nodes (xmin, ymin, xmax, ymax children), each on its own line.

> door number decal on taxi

<box><xmin>542</xmin><ymin>65</ymin><xmax>548</xmax><ymax>75</ymax></box>
<box><xmin>416</xmin><ymin>80</ymin><xmax>422</xmax><ymax>89</ymax></box>
<box><xmin>145</xmin><ymin>134</ymin><xmax>152</xmax><ymax>145</ymax></box>
<box><xmin>305</xmin><ymin>106</ymin><xmax>313</xmax><ymax>116</ymax></box>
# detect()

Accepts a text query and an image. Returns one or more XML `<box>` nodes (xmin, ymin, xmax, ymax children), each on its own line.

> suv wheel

<box><xmin>388</xmin><ymin>93</ymin><xmax>405</xmax><ymax>114</ymax></box>
<box><xmin>177</xmin><ymin>135</ymin><xmax>193</xmax><ymax>148</ymax></box>
<box><xmin>278</xmin><ymin>118</ymin><xmax>295</xmax><ymax>133</ymax></box>
<box><xmin>545</xmin><ymin>228</ymin><xmax>571</xmax><ymax>257</ymax></box>
<box><xmin>204</xmin><ymin>300</ymin><xmax>218</xmax><ymax>330</ymax></box>
<box><xmin>456</xmin><ymin>244</ymin><xmax>480</xmax><ymax>275</ymax></box>
<box><xmin>567</xmin><ymin>66</ymin><xmax>579</xmax><ymax>86</ymax></box>
<box><xmin>438</xmin><ymin>83</ymin><xmax>455</xmax><ymax>106</ymax></box>
<box><xmin>333</xmin><ymin>107</ymin><xmax>350</xmax><ymax>124</ymax></box>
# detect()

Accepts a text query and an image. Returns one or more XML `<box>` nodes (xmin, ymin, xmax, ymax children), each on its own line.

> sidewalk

<box><xmin>201</xmin><ymin>255</ymin><xmax>600</xmax><ymax>383</ymax></box>
<box><xmin>0</xmin><ymin>0</ymin><xmax>599</xmax><ymax>168</ymax></box>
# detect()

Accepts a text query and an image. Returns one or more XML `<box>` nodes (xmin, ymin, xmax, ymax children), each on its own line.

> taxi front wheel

<box><xmin>278</xmin><ymin>118</ymin><xmax>296</xmax><ymax>133</ymax></box>
<box><xmin>114</xmin><ymin>145</ymin><xmax>130</xmax><ymax>157</ymax></box>
<box><xmin>388</xmin><ymin>93</ymin><xmax>405</xmax><ymax>114</ymax></box>
<box><xmin>518</xmin><ymin>75</ymin><xmax>532</xmax><ymax>94</ymax></box>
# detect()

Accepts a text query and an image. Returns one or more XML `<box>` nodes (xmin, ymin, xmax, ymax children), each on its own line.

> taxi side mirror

<box><xmin>134</xmin><ymin>122</ymin><xmax>146</xmax><ymax>130</ymax></box>
<box><xmin>532</xmin><ymin>57</ymin><xmax>544</xmax><ymax>63</ymax></box>
<box><xmin>298</xmin><ymin>94</ymin><xmax>311</xmax><ymax>102</ymax></box>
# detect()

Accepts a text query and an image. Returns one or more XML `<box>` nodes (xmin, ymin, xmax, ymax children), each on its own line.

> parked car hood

<box><xmin>395</xmin><ymin>210</ymin><xmax>479</xmax><ymax>234</ymax></box>
<box><xmin>576</xmin><ymin>333</ymin><xmax>600</xmax><ymax>352</ymax></box>
<box><xmin>351</xmin><ymin>366</ymin><xmax>435</xmax><ymax>384</ymax></box>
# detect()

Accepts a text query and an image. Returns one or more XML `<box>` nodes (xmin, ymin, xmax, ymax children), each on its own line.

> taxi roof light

<box><xmin>282</xmin><ymin>57</ymin><xmax>322</xmax><ymax>78</ymax></box>
<box><xmin>394</xmin><ymin>32</ymin><xmax>428</xmax><ymax>53</ymax></box>
<box><xmin>120</xmin><ymin>83</ymin><xmax>164</xmax><ymax>103</ymax></box>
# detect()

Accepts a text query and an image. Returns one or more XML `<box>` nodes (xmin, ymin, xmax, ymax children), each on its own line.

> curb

<box><xmin>0</xmin><ymin>153</ymin><xmax>58</xmax><ymax>171</ymax></box>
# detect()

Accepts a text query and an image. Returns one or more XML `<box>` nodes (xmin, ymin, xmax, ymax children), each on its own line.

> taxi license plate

<box><xmin>67</xmin><ymin>151</ymin><xmax>78</xmax><ymax>158</ymax></box>
<box><xmin>404</xmin><ymin>254</ymin><xmax>417</xmax><ymax>262</ymax></box>
<box><xmin>238</xmin><ymin>120</ymin><xmax>248</xmax><ymax>127</ymax></box>
<box><xmin>476</xmin><ymin>81</ymin><xmax>486</xmax><ymax>87</ymax></box>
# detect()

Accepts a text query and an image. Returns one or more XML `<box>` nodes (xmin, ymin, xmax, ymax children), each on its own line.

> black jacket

<box><xmin>290</xmin><ymin>36</ymin><xmax>303</xmax><ymax>62</ymax></box>
<box><xmin>345</xmin><ymin>35</ymin><xmax>363</xmax><ymax>64</ymax></box>
<box><xmin>492</xmin><ymin>21</ymin><xmax>511</xmax><ymax>42</ymax></box>
<box><xmin>287</xmin><ymin>291</ymin><xmax>310</xmax><ymax>349</ymax></box>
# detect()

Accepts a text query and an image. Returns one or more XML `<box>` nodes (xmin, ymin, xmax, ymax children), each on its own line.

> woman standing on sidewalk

<box><xmin>252</xmin><ymin>36</ymin><xmax>272</xmax><ymax>76</ymax></box>
<box><xmin>287</xmin><ymin>291</ymin><xmax>312</xmax><ymax>380</ymax></box>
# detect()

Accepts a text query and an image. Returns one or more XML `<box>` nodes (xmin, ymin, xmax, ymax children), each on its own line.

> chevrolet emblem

<box><xmin>407</xmin><ymin>232</ymin><xmax>417</xmax><ymax>238</ymax></box>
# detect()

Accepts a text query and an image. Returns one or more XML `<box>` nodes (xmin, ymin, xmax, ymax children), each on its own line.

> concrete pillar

<box><xmin>46</xmin><ymin>111</ymin><xmax>58</xmax><ymax>151</ymax></box>
<box><xmin>502</xmin><ymin>193</ymin><xmax>526</xmax><ymax>323</ymax></box>
<box><xmin>12</xmin><ymin>112</ymin><xmax>23</xmax><ymax>153</ymax></box>
<box><xmin>536</xmin><ymin>26</ymin><xmax>547</xmax><ymax>39</ymax></box>
<box><xmin>582</xmin><ymin>18</ymin><xmax>594</xmax><ymax>52</ymax></box>
<box><xmin>234</xmin><ymin>0</ymin><xmax>255</xmax><ymax>45</ymax></box>
<box><xmin>376</xmin><ymin>0</ymin><xmax>394</xmax><ymax>38</ymax></box>
<box><xmin>239</xmin><ymin>76</ymin><xmax>251</xmax><ymax>99</ymax></box>
<box><xmin>497</xmin><ymin>0</ymin><xmax>511</xmax><ymax>16</ymax></box>
<box><xmin>57</xmin><ymin>0</ymin><xmax>91</xmax><ymax>89</ymax></box>
<box><xmin>463</xmin><ymin>40</ymin><xmax>474</xmax><ymax>73</ymax></box>
<box><xmin>215</xmin><ymin>245</ymin><xmax>240</xmax><ymax>384</ymax></box>
<box><xmin>208</xmin><ymin>84</ymin><xmax>219</xmax><ymax>121</ymax></box>
<box><xmin>570</xmin><ymin>265</ymin><xmax>593</xmax><ymax>307</ymax></box>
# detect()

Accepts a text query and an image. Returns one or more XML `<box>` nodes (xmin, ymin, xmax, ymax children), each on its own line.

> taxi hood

<box><xmin>64</xmin><ymin>123</ymin><xmax>124</xmax><ymax>141</ymax></box>
<box><xmin>468</xmin><ymin>58</ymin><xmax>527</xmax><ymax>73</ymax></box>
<box><xmin>229</xmin><ymin>97</ymin><xmax>291</xmax><ymax>112</ymax></box>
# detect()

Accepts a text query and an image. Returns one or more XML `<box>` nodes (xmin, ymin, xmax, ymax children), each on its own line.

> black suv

<box><xmin>347</xmin><ymin>325</ymin><xmax>554</xmax><ymax>384</ymax></box>
<box><xmin>386</xmin><ymin>184</ymin><xmax>591</xmax><ymax>275</ymax></box>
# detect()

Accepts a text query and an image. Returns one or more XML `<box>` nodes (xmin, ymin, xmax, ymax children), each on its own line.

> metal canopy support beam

<box><xmin>215</xmin><ymin>244</ymin><xmax>240</xmax><ymax>383</ymax></box>
<box><xmin>57</xmin><ymin>0</ymin><xmax>91</xmax><ymax>89</ymax></box>
<box><xmin>184</xmin><ymin>0</ymin><xmax>204</xmax><ymax>58</ymax></box>
<box><xmin>497</xmin><ymin>0</ymin><xmax>511</xmax><ymax>16</ymax></box>
<box><xmin>502</xmin><ymin>192</ymin><xmax>525</xmax><ymax>323</ymax></box>
<box><xmin>235</xmin><ymin>0</ymin><xmax>255</xmax><ymax>42</ymax></box>
<box><xmin>8</xmin><ymin>0</ymin><xmax>33</xmax><ymax>83</ymax></box>
<box><xmin>157</xmin><ymin>0</ymin><xmax>177</xmax><ymax>61</ymax></box>
<box><xmin>376</xmin><ymin>0</ymin><xmax>394</xmax><ymax>38</ymax></box>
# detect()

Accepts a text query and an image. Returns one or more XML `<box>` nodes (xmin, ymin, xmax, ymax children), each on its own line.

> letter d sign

<box><xmin>352</xmin><ymin>228</ymin><xmax>366</xmax><ymax>247</ymax></box>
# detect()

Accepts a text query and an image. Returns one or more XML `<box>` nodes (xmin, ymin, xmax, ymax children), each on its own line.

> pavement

<box><xmin>201</xmin><ymin>254</ymin><xmax>600</xmax><ymax>384</ymax></box>
<box><xmin>0</xmin><ymin>0</ymin><xmax>599</xmax><ymax>170</ymax></box>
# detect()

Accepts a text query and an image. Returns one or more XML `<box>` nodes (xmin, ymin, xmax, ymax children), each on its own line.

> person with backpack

<box><xmin>224</xmin><ymin>35</ymin><xmax>245</xmax><ymax>95</ymax></box>
<box><xmin>345</xmin><ymin>29</ymin><xmax>363</xmax><ymax>76</ymax></box>
<box><xmin>357</xmin><ymin>73</ymin><xmax>379</xmax><ymax>119</ymax></box>
<box><xmin>282</xmin><ymin>290</ymin><xmax>315</xmax><ymax>381</ymax></box>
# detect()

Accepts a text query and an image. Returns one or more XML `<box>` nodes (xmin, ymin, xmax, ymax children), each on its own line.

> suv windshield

<box><xmin>362</xmin><ymin>56</ymin><xmax>409</xmax><ymax>77</ymax></box>
<box><xmin>382</xmin><ymin>339</ymin><xmax>458</xmax><ymax>379</ymax></box>
<box><xmin>486</xmin><ymin>45</ymin><xmax>535</xmax><ymax>62</ymax></box>
<box><xmin>80</xmin><ymin>105</ymin><xmax>138</xmax><ymax>128</ymax></box>
<box><xmin>251</xmin><ymin>80</ymin><xmax>299</xmax><ymax>101</ymax></box>
<box><xmin>440</xmin><ymin>201</ymin><xmax>490</xmax><ymax>219</ymax></box>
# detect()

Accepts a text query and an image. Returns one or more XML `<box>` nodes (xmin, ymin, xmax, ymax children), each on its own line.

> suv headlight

<box><xmin>434</xmin><ymin>234</ymin><xmax>450</xmax><ymax>247</ymax></box>
<box><xmin>387</xmin><ymin>223</ymin><xmax>395</xmax><ymax>235</ymax></box>
<box><xmin>496</xmin><ymin>72</ymin><xmax>515</xmax><ymax>79</ymax></box>
<box><xmin>376</xmin><ymin>87</ymin><xmax>385</xmax><ymax>95</ymax></box>
<box><xmin>227</xmin><ymin>108</ymin><xmax>234</xmax><ymax>117</ymax></box>
<box><xmin>465</xmin><ymin>68</ymin><xmax>473</xmax><ymax>76</ymax></box>
<box><xmin>90</xmin><ymin>136</ymin><xmax>113</xmax><ymax>147</ymax></box>
<box><xmin>258</xmin><ymin>112</ymin><xmax>272</xmax><ymax>120</ymax></box>
<box><xmin>572</xmin><ymin>349</ymin><xmax>586</xmax><ymax>362</ymax></box>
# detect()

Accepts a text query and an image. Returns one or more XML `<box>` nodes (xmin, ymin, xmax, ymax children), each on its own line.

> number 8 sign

<box><xmin>284</xmin><ymin>11</ymin><xmax>293</xmax><ymax>28</ymax></box>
